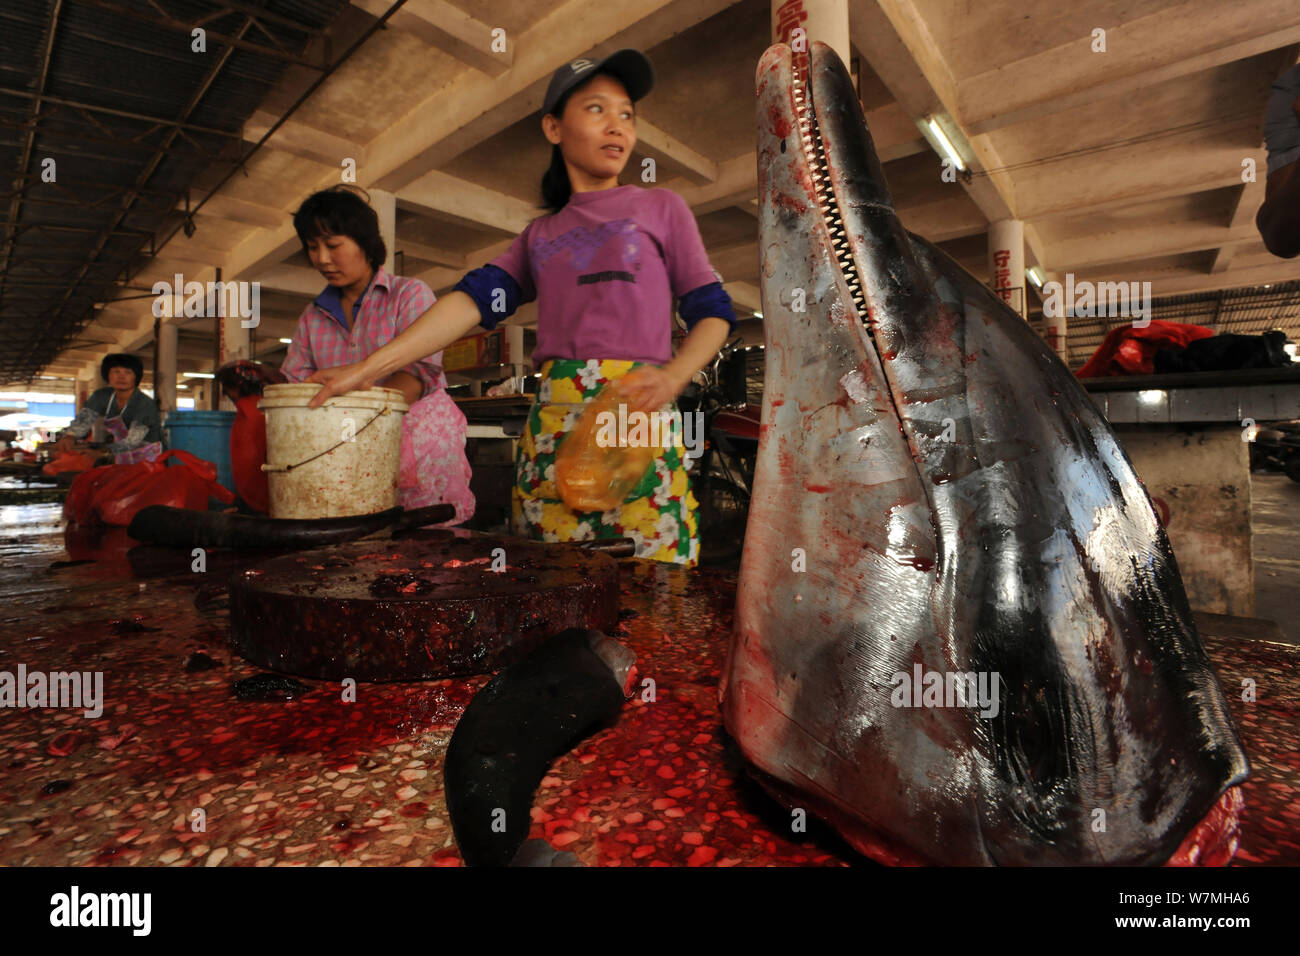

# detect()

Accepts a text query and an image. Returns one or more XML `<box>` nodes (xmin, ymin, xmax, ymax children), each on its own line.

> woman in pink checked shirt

<box><xmin>280</xmin><ymin>186</ymin><xmax>474</xmax><ymax>524</ymax></box>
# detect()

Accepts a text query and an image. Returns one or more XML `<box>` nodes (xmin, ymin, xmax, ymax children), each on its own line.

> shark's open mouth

<box><xmin>721</xmin><ymin>42</ymin><xmax>1249</xmax><ymax>867</ymax></box>
<box><xmin>791</xmin><ymin>58</ymin><xmax>871</xmax><ymax>331</ymax></box>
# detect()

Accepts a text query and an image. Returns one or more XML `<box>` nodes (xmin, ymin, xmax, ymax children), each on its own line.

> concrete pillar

<box><xmin>371</xmin><ymin>188</ymin><xmax>397</xmax><ymax>275</ymax></box>
<box><xmin>216</xmin><ymin>316</ymin><xmax>249</xmax><ymax>412</ymax></box>
<box><xmin>75</xmin><ymin>373</ymin><xmax>92</xmax><ymax>412</ymax></box>
<box><xmin>1114</xmin><ymin>425</ymin><xmax>1253</xmax><ymax>616</ymax></box>
<box><xmin>772</xmin><ymin>0</ymin><xmax>850</xmax><ymax>69</ymax></box>
<box><xmin>156</xmin><ymin>321</ymin><xmax>178</xmax><ymax>414</ymax></box>
<box><xmin>1041</xmin><ymin>283</ymin><xmax>1068</xmax><ymax>363</ymax></box>
<box><xmin>987</xmin><ymin>219</ymin><xmax>1025</xmax><ymax>319</ymax></box>
<box><xmin>219</xmin><ymin>317</ymin><xmax>250</xmax><ymax>366</ymax></box>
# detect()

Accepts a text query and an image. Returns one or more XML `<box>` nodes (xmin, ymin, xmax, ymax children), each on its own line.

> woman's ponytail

<box><xmin>540</xmin><ymin>144</ymin><xmax>571</xmax><ymax>214</ymax></box>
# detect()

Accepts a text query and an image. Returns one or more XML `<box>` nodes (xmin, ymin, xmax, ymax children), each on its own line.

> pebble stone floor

<box><xmin>1</xmin><ymin>502</ymin><xmax>1297</xmax><ymax>867</ymax></box>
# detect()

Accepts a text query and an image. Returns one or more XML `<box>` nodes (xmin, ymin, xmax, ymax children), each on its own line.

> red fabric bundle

<box><xmin>64</xmin><ymin>450</ymin><xmax>235</xmax><ymax>527</ymax></box>
<box><xmin>229</xmin><ymin>394</ymin><xmax>271</xmax><ymax>514</ymax></box>
<box><xmin>1076</xmin><ymin>321</ymin><xmax>1215</xmax><ymax>378</ymax></box>
<box><xmin>42</xmin><ymin>450</ymin><xmax>100</xmax><ymax>476</ymax></box>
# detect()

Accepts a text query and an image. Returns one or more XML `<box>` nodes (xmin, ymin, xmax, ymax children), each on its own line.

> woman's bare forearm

<box><xmin>663</xmin><ymin>318</ymin><xmax>733</xmax><ymax>391</ymax></box>
<box><xmin>362</xmin><ymin>290</ymin><xmax>484</xmax><ymax>381</ymax></box>
<box><xmin>381</xmin><ymin>370</ymin><xmax>425</xmax><ymax>405</ymax></box>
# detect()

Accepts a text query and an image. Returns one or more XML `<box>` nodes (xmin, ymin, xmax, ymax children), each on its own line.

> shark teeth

<box><xmin>791</xmin><ymin>56</ymin><xmax>872</xmax><ymax>330</ymax></box>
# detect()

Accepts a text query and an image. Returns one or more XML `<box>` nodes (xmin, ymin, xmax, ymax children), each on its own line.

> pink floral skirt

<box><xmin>397</xmin><ymin>389</ymin><xmax>475</xmax><ymax>525</ymax></box>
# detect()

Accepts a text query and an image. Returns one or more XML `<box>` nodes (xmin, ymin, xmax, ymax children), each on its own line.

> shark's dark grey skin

<box><xmin>720</xmin><ymin>42</ymin><xmax>1249</xmax><ymax>866</ymax></box>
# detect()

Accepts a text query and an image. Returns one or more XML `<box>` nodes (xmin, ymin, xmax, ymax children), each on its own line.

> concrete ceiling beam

<box><xmin>1210</xmin><ymin>244</ymin><xmax>1241</xmax><ymax>274</ymax></box>
<box><xmin>897</xmin><ymin>199</ymin><xmax>987</xmax><ymax>243</ymax></box>
<box><xmin>366</xmin><ymin>0</ymin><xmax>742</xmax><ymax>191</ymax></box>
<box><xmin>1227</xmin><ymin>179</ymin><xmax>1266</xmax><ymax>230</ymax></box>
<box><xmin>243</xmin><ymin>109</ymin><xmax>365</xmax><ymax>169</ymax></box>
<box><xmin>178</xmin><ymin>193</ymin><xmax>285</xmax><ymax>230</ymax></box>
<box><xmin>962</xmin><ymin>0</ymin><xmax>1300</xmax><ymax>135</ymax></box>
<box><xmin>397</xmin><ymin>170</ymin><xmax>537</xmax><ymax>235</ymax></box>
<box><xmin>160</xmin><ymin>232</ymin><xmax>232</xmax><ymax>268</ymax></box>
<box><xmin>635</xmin><ymin>118</ymin><xmax>719</xmax><ymax>185</ymax></box>
<box><xmin>851</xmin><ymin>0</ymin><xmax>1018</xmax><ymax>234</ymax></box>
<box><xmin>1019</xmin><ymin>149</ymin><xmax>1254</xmax><ymax>221</ymax></box>
<box><xmin>672</xmin><ymin>152</ymin><xmax>756</xmax><ymax>215</ymax></box>
<box><xmin>351</xmin><ymin>0</ymin><xmax>514</xmax><ymax>76</ymax></box>
<box><xmin>1053</xmin><ymin>222</ymin><xmax>1261</xmax><ymax>271</ymax></box>
<box><xmin>397</xmin><ymin>240</ymin><xmax>467</xmax><ymax>268</ymax></box>
<box><xmin>253</xmin><ymin>265</ymin><xmax>327</xmax><ymax>296</ymax></box>
<box><xmin>1078</xmin><ymin>258</ymin><xmax>1300</xmax><ymax>297</ymax></box>
<box><xmin>414</xmin><ymin>238</ymin><xmax>512</xmax><ymax>294</ymax></box>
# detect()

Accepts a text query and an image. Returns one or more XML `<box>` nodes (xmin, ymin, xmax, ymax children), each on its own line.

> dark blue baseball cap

<box><xmin>541</xmin><ymin>48</ymin><xmax>654</xmax><ymax>116</ymax></box>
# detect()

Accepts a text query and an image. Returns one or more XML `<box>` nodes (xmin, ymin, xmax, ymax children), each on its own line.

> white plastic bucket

<box><xmin>259</xmin><ymin>383</ymin><xmax>409</xmax><ymax>519</ymax></box>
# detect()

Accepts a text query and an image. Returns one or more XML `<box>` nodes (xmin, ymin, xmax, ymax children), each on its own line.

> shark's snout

<box><xmin>722</xmin><ymin>41</ymin><xmax>1248</xmax><ymax>867</ymax></box>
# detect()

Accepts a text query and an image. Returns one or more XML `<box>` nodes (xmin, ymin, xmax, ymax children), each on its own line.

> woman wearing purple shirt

<box><xmin>308</xmin><ymin>50</ymin><xmax>735</xmax><ymax>566</ymax></box>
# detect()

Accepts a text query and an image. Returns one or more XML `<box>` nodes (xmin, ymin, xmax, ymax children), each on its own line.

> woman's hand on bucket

<box><xmin>306</xmin><ymin>362</ymin><xmax>375</xmax><ymax>408</ymax></box>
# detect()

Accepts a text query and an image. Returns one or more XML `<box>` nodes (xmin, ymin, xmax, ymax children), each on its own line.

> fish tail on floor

<box><xmin>443</xmin><ymin>628</ymin><xmax>635</xmax><ymax>867</ymax></box>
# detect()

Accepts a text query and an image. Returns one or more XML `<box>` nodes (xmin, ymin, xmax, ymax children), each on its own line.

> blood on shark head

<box><xmin>720</xmin><ymin>42</ymin><xmax>1248</xmax><ymax>866</ymax></box>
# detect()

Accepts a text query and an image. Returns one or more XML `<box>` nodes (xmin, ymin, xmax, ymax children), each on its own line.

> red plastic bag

<box><xmin>64</xmin><ymin>450</ymin><xmax>235</xmax><ymax>527</ymax></box>
<box><xmin>1076</xmin><ymin>321</ymin><xmax>1215</xmax><ymax>378</ymax></box>
<box><xmin>229</xmin><ymin>394</ymin><xmax>271</xmax><ymax>514</ymax></box>
<box><xmin>42</xmin><ymin>450</ymin><xmax>99</xmax><ymax>476</ymax></box>
<box><xmin>87</xmin><ymin>465</ymin><xmax>160</xmax><ymax>526</ymax></box>
<box><xmin>64</xmin><ymin>465</ymin><xmax>118</xmax><ymax>524</ymax></box>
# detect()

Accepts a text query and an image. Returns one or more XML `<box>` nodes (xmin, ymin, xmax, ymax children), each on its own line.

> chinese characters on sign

<box><xmin>775</xmin><ymin>0</ymin><xmax>807</xmax><ymax>47</ymax></box>
<box><xmin>991</xmin><ymin>248</ymin><xmax>1024</xmax><ymax>317</ymax></box>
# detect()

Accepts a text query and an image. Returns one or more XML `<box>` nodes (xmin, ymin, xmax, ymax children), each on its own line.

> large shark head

<box><xmin>720</xmin><ymin>42</ymin><xmax>1249</xmax><ymax>866</ymax></box>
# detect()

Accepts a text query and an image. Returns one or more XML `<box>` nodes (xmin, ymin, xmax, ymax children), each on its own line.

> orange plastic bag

<box><xmin>554</xmin><ymin>376</ymin><xmax>666</xmax><ymax>512</ymax></box>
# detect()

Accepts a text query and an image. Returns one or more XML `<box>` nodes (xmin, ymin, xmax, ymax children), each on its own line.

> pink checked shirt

<box><xmin>281</xmin><ymin>268</ymin><xmax>444</xmax><ymax>390</ymax></box>
<box><xmin>280</xmin><ymin>268</ymin><xmax>475</xmax><ymax>524</ymax></box>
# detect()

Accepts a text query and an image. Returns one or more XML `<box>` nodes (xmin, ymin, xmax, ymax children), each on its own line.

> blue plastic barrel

<box><xmin>165</xmin><ymin>410</ymin><xmax>236</xmax><ymax>493</ymax></box>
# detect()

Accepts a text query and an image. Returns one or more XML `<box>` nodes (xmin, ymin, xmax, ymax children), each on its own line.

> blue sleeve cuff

<box><xmin>452</xmin><ymin>265</ymin><xmax>523</xmax><ymax>330</ymax></box>
<box><xmin>678</xmin><ymin>281</ymin><xmax>736</xmax><ymax>332</ymax></box>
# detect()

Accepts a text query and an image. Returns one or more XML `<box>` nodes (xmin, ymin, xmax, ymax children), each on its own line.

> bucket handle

<box><xmin>262</xmin><ymin>406</ymin><xmax>393</xmax><ymax>474</ymax></box>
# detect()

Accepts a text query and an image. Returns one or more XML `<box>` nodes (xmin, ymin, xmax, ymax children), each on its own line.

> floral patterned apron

<box><xmin>513</xmin><ymin>358</ymin><xmax>699</xmax><ymax>567</ymax></box>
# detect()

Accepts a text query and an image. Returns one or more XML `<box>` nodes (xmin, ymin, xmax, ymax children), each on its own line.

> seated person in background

<box><xmin>280</xmin><ymin>186</ymin><xmax>474</xmax><ymax>524</ymax></box>
<box><xmin>55</xmin><ymin>353</ymin><xmax>164</xmax><ymax>464</ymax></box>
<box><xmin>1257</xmin><ymin>63</ymin><xmax>1300</xmax><ymax>258</ymax></box>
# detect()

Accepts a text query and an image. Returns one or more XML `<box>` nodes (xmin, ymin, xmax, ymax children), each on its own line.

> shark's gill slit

<box><xmin>791</xmin><ymin>59</ymin><xmax>871</xmax><ymax>340</ymax></box>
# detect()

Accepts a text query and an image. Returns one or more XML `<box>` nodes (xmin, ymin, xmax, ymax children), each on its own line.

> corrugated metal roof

<box><xmin>0</xmin><ymin>0</ymin><xmax>352</xmax><ymax>382</ymax></box>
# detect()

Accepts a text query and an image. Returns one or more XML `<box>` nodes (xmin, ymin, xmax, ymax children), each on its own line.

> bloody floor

<box><xmin>1</xmin><ymin>501</ymin><xmax>1297</xmax><ymax>866</ymax></box>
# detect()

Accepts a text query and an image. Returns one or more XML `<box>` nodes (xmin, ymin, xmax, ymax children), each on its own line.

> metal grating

<box><xmin>0</xmin><ymin>0</ymin><xmax>353</xmax><ymax>384</ymax></box>
<box><xmin>1030</xmin><ymin>280</ymin><xmax>1300</xmax><ymax>369</ymax></box>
